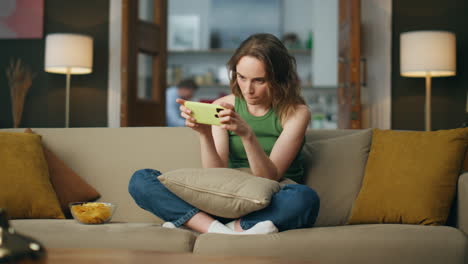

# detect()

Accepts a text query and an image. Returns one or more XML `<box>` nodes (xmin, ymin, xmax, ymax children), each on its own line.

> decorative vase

<box><xmin>0</xmin><ymin>208</ymin><xmax>46</xmax><ymax>263</ymax></box>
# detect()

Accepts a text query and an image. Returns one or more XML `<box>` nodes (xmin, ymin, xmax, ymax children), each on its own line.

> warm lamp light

<box><xmin>45</xmin><ymin>33</ymin><xmax>93</xmax><ymax>127</ymax></box>
<box><xmin>400</xmin><ymin>30</ymin><xmax>456</xmax><ymax>131</ymax></box>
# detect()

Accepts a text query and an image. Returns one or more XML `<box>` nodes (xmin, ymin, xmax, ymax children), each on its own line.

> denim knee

<box><xmin>288</xmin><ymin>185</ymin><xmax>320</xmax><ymax>226</ymax></box>
<box><xmin>127</xmin><ymin>168</ymin><xmax>200</xmax><ymax>226</ymax></box>
<box><xmin>240</xmin><ymin>184</ymin><xmax>320</xmax><ymax>231</ymax></box>
<box><xmin>128</xmin><ymin>169</ymin><xmax>161</xmax><ymax>201</ymax></box>
<box><xmin>295</xmin><ymin>185</ymin><xmax>320</xmax><ymax>207</ymax></box>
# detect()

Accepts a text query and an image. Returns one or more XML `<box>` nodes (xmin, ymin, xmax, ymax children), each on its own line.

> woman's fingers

<box><xmin>218</xmin><ymin>108</ymin><xmax>234</xmax><ymax>117</ymax></box>
<box><xmin>177</xmin><ymin>98</ymin><xmax>192</xmax><ymax>116</ymax></box>
<box><xmin>185</xmin><ymin>119</ymin><xmax>195</xmax><ymax>127</ymax></box>
<box><xmin>219</xmin><ymin>116</ymin><xmax>239</xmax><ymax>131</ymax></box>
<box><xmin>179</xmin><ymin>106</ymin><xmax>192</xmax><ymax>118</ymax></box>
<box><xmin>179</xmin><ymin>104</ymin><xmax>192</xmax><ymax>115</ymax></box>
<box><xmin>219</xmin><ymin>102</ymin><xmax>234</xmax><ymax>110</ymax></box>
<box><xmin>181</xmin><ymin>111</ymin><xmax>195</xmax><ymax>122</ymax></box>
<box><xmin>185</xmin><ymin>115</ymin><xmax>200</xmax><ymax>127</ymax></box>
<box><xmin>176</xmin><ymin>98</ymin><xmax>186</xmax><ymax>105</ymax></box>
<box><xmin>219</xmin><ymin>114</ymin><xmax>250</xmax><ymax>137</ymax></box>
<box><xmin>178</xmin><ymin>100</ymin><xmax>195</xmax><ymax>124</ymax></box>
<box><xmin>219</xmin><ymin>115</ymin><xmax>231</xmax><ymax>123</ymax></box>
<box><xmin>175</xmin><ymin>99</ymin><xmax>211</xmax><ymax>134</ymax></box>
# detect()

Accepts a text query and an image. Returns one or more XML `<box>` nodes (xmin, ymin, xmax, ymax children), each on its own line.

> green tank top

<box><xmin>228</xmin><ymin>96</ymin><xmax>305</xmax><ymax>183</ymax></box>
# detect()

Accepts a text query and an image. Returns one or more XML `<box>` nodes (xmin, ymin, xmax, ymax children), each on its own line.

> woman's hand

<box><xmin>176</xmin><ymin>99</ymin><xmax>211</xmax><ymax>135</ymax></box>
<box><xmin>218</xmin><ymin>102</ymin><xmax>252</xmax><ymax>138</ymax></box>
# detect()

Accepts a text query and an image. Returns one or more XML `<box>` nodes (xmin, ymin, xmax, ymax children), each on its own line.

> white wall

<box><xmin>283</xmin><ymin>0</ymin><xmax>313</xmax><ymax>44</ymax></box>
<box><xmin>168</xmin><ymin>0</ymin><xmax>211</xmax><ymax>50</ymax></box>
<box><xmin>311</xmin><ymin>0</ymin><xmax>338</xmax><ymax>87</ymax></box>
<box><xmin>361</xmin><ymin>0</ymin><xmax>392</xmax><ymax>129</ymax></box>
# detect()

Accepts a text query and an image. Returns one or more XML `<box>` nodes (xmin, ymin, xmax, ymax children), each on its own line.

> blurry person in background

<box><xmin>166</xmin><ymin>79</ymin><xmax>198</xmax><ymax>127</ymax></box>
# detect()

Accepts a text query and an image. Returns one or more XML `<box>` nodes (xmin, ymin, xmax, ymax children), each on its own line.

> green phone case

<box><xmin>185</xmin><ymin>101</ymin><xmax>225</xmax><ymax>126</ymax></box>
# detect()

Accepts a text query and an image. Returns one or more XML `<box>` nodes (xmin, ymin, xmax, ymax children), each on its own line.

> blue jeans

<box><xmin>128</xmin><ymin>169</ymin><xmax>320</xmax><ymax>232</ymax></box>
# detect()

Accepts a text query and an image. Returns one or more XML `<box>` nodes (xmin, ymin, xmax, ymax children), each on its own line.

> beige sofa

<box><xmin>7</xmin><ymin>127</ymin><xmax>468</xmax><ymax>264</ymax></box>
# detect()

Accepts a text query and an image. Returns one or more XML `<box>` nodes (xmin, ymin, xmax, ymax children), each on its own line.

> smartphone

<box><xmin>184</xmin><ymin>101</ymin><xmax>225</xmax><ymax>126</ymax></box>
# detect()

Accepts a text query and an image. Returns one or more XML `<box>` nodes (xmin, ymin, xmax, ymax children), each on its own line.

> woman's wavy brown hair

<box><xmin>227</xmin><ymin>33</ymin><xmax>306</xmax><ymax>123</ymax></box>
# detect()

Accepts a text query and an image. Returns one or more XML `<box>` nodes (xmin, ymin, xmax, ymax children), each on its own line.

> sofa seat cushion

<box><xmin>194</xmin><ymin>224</ymin><xmax>467</xmax><ymax>264</ymax></box>
<box><xmin>11</xmin><ymin>220</ymin><xmax>197</xmax><ymax>253</ymax></box>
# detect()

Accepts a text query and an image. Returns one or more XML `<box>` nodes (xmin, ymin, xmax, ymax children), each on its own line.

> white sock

<box><xmin>207</xmin><ymin>220</ymin><xmax>237</xmax><ymax>234</ymax></box>
<box><xmin>242</xmin><ymin>220</ymin><xmax>278</xmax><ymax>235</ymax></box>
<box><xmin>225</xmin><ymin>220</ymin><xmax>236</xmax><ymax>230</ymax></box>
<box><xmin>162</xmin><ymin>222</ymin><xmax>176</xmax><ymax>228</ymax></box>
<box><xmin>208</xmin><ymin>220</ymin><xmax>278</xmax><ymax>235</ymax></box>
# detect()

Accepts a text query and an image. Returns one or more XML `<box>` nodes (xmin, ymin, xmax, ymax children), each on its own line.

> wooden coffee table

<box><xmin>47</xmin><ymin>248</ymin><xmax>315</xmax><ymax>264</ymax></box>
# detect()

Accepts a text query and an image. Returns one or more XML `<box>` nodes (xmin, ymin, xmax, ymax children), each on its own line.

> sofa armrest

<box><xmin>457</xmin><ymin>172</ymin><xmax>468</xmax><ymax>235</ymax></box>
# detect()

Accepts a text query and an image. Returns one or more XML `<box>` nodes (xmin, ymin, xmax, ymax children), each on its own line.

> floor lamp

<box><xmin>400</xmin><ymin>31</ymin><xmax>456</xmax><ymax>131</ymax></box>
<box><xmin>45</xmin><ymin>33</ymin><xmax>93</xmax><ymax>127</ymax></box>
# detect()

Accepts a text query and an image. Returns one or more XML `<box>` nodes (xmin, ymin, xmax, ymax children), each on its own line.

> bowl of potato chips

<box><xmin>69</xmin><ymin>202</ymin><xmax>116</xmax><ymax>224</ymax></box>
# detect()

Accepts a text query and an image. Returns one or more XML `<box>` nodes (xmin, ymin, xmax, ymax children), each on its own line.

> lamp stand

<box><xmin>65</xmin><ymin>68</ymin><xmax>71</xmax><ymax>128</ymax></box>
<box><xmin>425</xmin><ymin>73</ymin><xmax>432</xmax><ymax>131</ymax></box>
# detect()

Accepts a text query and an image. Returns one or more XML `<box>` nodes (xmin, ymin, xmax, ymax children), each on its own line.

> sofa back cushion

<box><xmin>5</xmin><ymin>127</ymin><xmax>202</xmax><ymax>223</ymax></box>
<box><xmin>303</xmin><ymin>129</ymin><xmax>372</xmax><ymax>226</ymax></box>
<box><xmin>2</xmin><ymin>127</ymin><xmax>373</xmax><ymax>225</ymax></box>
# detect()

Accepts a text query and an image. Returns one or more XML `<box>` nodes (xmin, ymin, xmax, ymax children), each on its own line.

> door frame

<box><xmin>107</xmin><ymin>0</ymin><xmax>167</xmax><ymax>127</ymax></box>
<box><xmin>121</xmin><ymin>0</ymin><xmax>167</xmax><ymax>127</ymax></box>
<box><xmin>108</xmin><ymin>0</ymin><xmax>123</xmax><ymax>128</ymax></box>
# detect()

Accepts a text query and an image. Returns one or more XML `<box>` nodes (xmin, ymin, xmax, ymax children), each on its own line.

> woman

<box><xmin>129</xmin><ymin>33</ymin><xmax>320</xmax><ymax>235</ymax></box>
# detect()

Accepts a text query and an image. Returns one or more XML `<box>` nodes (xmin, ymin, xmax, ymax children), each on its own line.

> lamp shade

<box><xmin>45</xmin><ymin>33</ymin><xmax>93</xmax><ymax>74</ymax></box>
<box><xmin>400</xmin><ymin>31</ymin><xmax>456</xmax><ymax>77</ymax></box>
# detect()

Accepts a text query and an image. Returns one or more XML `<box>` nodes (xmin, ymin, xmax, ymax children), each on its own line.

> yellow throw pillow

<box><xmin>0</xmin><ymin>132</ymin><xmax>64</xmax><ymax>219</ymax></box>
<box><xmin>348</xmin><ymin>128</ymin><xmax>468</xmax><ymax>225</ymax></box>
<box><xmin>158</xmin><ymin>168</ymin><xmax>281</xmax><ymax>218</ymax></box>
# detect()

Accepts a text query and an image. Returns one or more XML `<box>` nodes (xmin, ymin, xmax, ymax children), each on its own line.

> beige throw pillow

<box><xmin>158</xmin><ymin>168</ymin><xmax>281</xmax><ymax>218</ymax></box>
<box><xmin>303</xmin><ymin>129</ymin><xmax>372</xmax><ymax>227</ymax></box>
